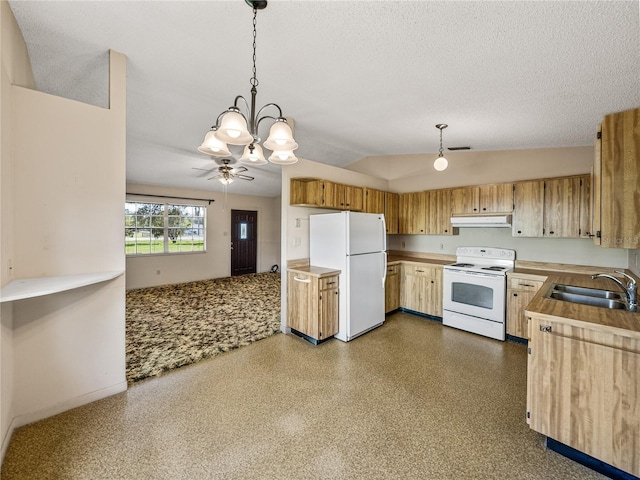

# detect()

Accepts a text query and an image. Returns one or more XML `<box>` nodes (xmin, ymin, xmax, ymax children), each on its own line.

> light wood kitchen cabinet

<box><xmin>384</xmin><ymin>191</ymin><xmax>399</xmax><ymax>234</ymax></box>
<box><xmin>451</xmin><ymin>183</ymin><xmax>513</xmax><ymax>215</ymax></box>
<box><xmin>506</xmin><ymin>275</ymin><xmax>544</xmax><ymax>339</ymax></box>
<box><xmin>578</xmin><ymin>174</ymin><xmax>592</xmax><ymax>238</ymax></box>
<box><xmin>324</xmin><ymin>181</ymin><xmax>364</xmax><ymax>211</ymax></box>
<box><xmin>543</xmin><ymin>176</ymin><xmax>581</xmax><ymax>238</ymax></box>
<box><xmin>287</xmin><ymin>268</ymin><xmax>340</xmax><ymax>343</ymax></box>
<box><xmin>512</xmin><ymin>180</ymin><xmax>544</xmax><ymax>237</ymax></box>
<box><xmin>290</xmin><ymin>178</ymin><xmax>326</xmax><ymax>207</ymax></box>
<box><xmin>426</xmin><ymin>189</ymin><xmax>454</xmax><ymax>235</ymax></box>
<box><xmin>400</xmin><ymin>263</ymin><xmax>442</xmax><ymax>317</ymax></box>
<box><xmin>364</xmin><ymin>187</ymin><xmax>385</xmax><ymax>214</ymax></box>
<box><xmin>527</xmin><ymin>315</ymin><xmax>640</xmax><ymax>477</ymax></box>
<box><xmin>597</xmin><ymin>107</ymin><xmax>640</xmax><ymax>248</ymax></box>
<box><xmin>384</xmin><ymin>264</ymin><xmax>401</xmax><ymax>313</ymax></box>
<box><xmin>399</xmin><ymin>192</ymin><xmax>427</xmax><ymax>234</ymax></box>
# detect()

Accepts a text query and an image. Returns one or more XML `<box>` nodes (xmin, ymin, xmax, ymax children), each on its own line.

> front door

<box><xmin>231</xmin><ymin>210</ymin><xmax>257</xmax><ymax>276</ymax></box>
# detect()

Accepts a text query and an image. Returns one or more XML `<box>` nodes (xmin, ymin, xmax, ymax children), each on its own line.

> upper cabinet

<box><xmin>324</xmin><ymin>181</ymin><xmax>363</xmax><ymax>211</ymax></box>
<box><xmin>512</xmin><ymin>174</ymin><xmax>591</xmax><ymax>239</ymax></box>
<box><xmin>512</xmin><ymin>180</ymin><xmax>544</xmax><ymax>237</ymax></box>
<box><xmin>364</xmin><ymin>188</ymin><xmax>385</xmax><ymax>214</ymax></box>
<box><xmin>596</xmin><ymin>107</ymin><xmax>640</xmax><ymax>249</ymax></box>
<box><xmin>426</xmin><ymin>189</ymin><xmax>454</xmax><ymax>235</ymax></box>
<box><xmin>384</xmin><ymin>192</ymin><xmax>399</xmax><ymax>234</ymax></box>
<box><xmin>290</xmin><ymin>178</ymin><xmax>325</xmax><ymax>207</ymax></box>
<box><xmin>399</xmin><ymin>192</ymin><xmax>427</xmax><ymax>234</ymax></box>
<box><xmin>451</xmin><ymin>184</ymin><xmax>513</xmax><ymax>215</ymax></box>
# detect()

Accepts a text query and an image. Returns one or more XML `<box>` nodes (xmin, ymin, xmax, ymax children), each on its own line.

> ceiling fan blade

<box><xmin>207</xmin><ymin>174</ymin><xmax>223</xmax><ymax>181</ymax></box>
<box><xmin>236</xmin><ymin>174</ymin><xmax>255</xmax><ymax>181</ymax></box>
<box><xmin>192</xmin><ymin>167</ymin><xmax>214</xmax><ymax>172</ymax></box>
<box><xmin>231</xmin><ymin>166</ymin><xmax>248</xmax><ymax>174</ymax></box>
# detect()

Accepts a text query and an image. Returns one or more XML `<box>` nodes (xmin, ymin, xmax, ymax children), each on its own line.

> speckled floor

<box><xmin>2</xmin><ymin>313</ymin><xmax>606</xmax><ymax>480</ymax></box>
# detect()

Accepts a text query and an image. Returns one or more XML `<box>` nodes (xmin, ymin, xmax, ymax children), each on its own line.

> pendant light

<box><xmin>434</xmin><ymin>124</ymin><xmax>449</xmax><ymax>171</ymax></box>
<box><xmin>198</xmin><ymin>1</ymin><xmax>298</xmax><ymax>166</ymax></box>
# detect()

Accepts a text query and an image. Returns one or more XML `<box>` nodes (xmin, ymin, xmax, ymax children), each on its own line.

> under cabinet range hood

<box><xmin>450</xmin><ymin>215</ymin><xmax>512</xmax><ymax>228</ymax></box>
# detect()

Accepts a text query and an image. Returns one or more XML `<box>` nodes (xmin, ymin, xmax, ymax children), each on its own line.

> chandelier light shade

<box><xmin>198</xmin><ymin>128</ymin><xmax>232</xmax><ymax>157</ymax></box>
<box><xmin>198</xmin><ymin>0</ymin><xmax>298</xmax><ymax>168</ymax></box>
<box><xmin>239</xmin><ymin>143</ymin><xmax>268</xmax><ymax>165</ymax></box>
<box><xmin>434</xmin><ymin>123</ymin><xmax>449</xmax><ymax>172</ymax></box>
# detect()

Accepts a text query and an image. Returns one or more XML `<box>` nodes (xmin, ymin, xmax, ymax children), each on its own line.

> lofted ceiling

<box><xmin>8</xmin><ymin>0</ymin><xmax>640</xmax><ymax>197</ymax></box>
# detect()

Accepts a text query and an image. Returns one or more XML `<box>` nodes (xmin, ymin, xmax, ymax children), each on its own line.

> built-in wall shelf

<box><xmin>0</xmin><ymin>271</ymin><xmax>124</xmax><ymax>303</ymax></box>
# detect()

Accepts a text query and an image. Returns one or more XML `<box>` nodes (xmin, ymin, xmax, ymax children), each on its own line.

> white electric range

<box><xmin>442</xmin><ymin>247</ymin><xmax>516</xmax><ymax>341</ymax></box>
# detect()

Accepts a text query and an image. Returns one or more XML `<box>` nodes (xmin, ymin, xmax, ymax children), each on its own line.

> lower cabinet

<box><xmin>287</xmin><ymin>268</ymin><xmax>340</xmax><ymax>342</ymax></box>
<box><xmin>527</xmin><ymin>315</ymin><xmax>640</xmax><ymax>477</ymax></box>
<box><xmin>506</xmin><ymin>275</ymin><xmax>545</xmax><ymax>339</ymax></box>
<box><xmin>384</xmin><ymin>264</ymin><xmax>400</xmax><ymax>313</ymax></box>
<box><xmin>400</xmin><ymin>263</ymin><xmax>442</xmax><ymax>317</ymax></box>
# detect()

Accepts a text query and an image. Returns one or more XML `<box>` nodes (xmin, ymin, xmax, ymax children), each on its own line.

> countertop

<box><xmin>387</xmin><ymin>255</ymin><xmax>452</xmax><ymax>267</ymax></box>
<box><xmin>287</xmin><ymin>265</ymin><xmax>341</xmax><ymax>278</ymax></box>
<box><xmin>525</xmin><ymin>272</ymin><xmax>640</xmax><ymax>337</ymax></box>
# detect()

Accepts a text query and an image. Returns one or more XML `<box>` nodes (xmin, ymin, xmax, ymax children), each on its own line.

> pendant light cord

<box><xmin>439</xmin><ymin>128</ymin><xmax>444</xmax><ymax>157</ymax></box>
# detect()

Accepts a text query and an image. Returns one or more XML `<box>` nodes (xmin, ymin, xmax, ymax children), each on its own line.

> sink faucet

<box><xmin>591</xmin><ymin>271</ymin><xmax>637</xmax><ymax>312</ymax></box>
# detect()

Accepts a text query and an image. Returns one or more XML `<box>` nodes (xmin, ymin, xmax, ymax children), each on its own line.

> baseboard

<box><xmin>1</xmin><ymin>415</ymin><xmax>19</xmax><ymax>466</ymax></box>
<box><xmin>12</xmin><ymin>381</ymin><xmax>127</xmax><ymax>431</ymax></box>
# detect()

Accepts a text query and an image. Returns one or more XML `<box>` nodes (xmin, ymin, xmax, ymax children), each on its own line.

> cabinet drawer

<box><xmin>386</xmin><ymin>264</ymin><xmax>399</xmax><ymax>275</ymax></box>
<box><xmin>508</xmin><ymin>277</ymin><xmax>544</xmax><ymax>291</ymax></box>
<box><xmin>319</xmin><ymin>276</ymin><xmax>339</xmax><ymax>290</ymax></box>
<box><xmin>403</xmin><ymin>264</ymin><xmax>440</xmax><ymax>277</ymax></box>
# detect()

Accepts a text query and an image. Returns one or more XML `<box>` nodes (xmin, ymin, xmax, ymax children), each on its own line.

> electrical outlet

<box><xmin>401</xmin><ymin>241</ymin><xmax>406</xmax><ymax>248</ymax></box>
<box><xmin>156</xmin><ymin>270</ymin><xmax>161</xmax><ymax>275</ymax></box>
<box><xmin>440</xmin><ymin>243</ymin><xmax>444</xmax><ymax>250</ymax></box>
<box><xmin>295</xmin><ymin>218</ymin><xmax>300</xmax><ymax>228</ymax></box>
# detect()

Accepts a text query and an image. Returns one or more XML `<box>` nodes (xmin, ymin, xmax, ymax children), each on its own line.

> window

<box><xmin>125</xmin><ymin>202</ymin><xmax>205</xmax><ymax>255</ymax></box>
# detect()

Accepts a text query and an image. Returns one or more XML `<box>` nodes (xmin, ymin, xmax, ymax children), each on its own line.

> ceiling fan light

<box><xmin>268</xmin><ymin>150</ymin><xmax>298</xmax><ymax>165</ymax></box>
<box><xmin>215</xmin><ymin>110</ymin><xmax>253</xmax><ymax>145</ymax></box>
<box><xmin>263</xmin><ymin>120</ymin><xmax>298</xmax><ymax>151</ymax></box>
<box><xmin>434</xmin><ymin>155</ymin><xmax>448</xmax><ymax>171</ymax></box>
<box><xmin>218</xmin><ymin>176</ymin><xmax>235</xmax><ymax>185</ymax></box>
<box><xmin>197</xmin><ymin>130</ymin><xmax>232</xmax><ymax>157</ymax></box>
<box><xmin>239</xmin><ymin>144</ymin><xmax>268</xmax><ymax>165</ymax></box>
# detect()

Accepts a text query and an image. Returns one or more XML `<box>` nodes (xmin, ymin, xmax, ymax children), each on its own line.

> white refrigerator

<box><xmin>309</xmin><ymin>211</ymin><xmax>387</xmax><ymax>342</ymax></box>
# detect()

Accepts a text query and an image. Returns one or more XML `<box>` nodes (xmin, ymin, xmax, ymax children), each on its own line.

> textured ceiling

<box><xmin>8</xmin><ymin>0</ymin><xmax>640</xmax><ymax>197</ymax></box>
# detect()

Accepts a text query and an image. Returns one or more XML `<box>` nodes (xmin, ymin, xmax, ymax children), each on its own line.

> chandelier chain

<box><xmin>250</xmin><ymin>7</ymin><xmax>259</xmax><ymax>87</ymax></box>
<box><xmin>439</xmin><ymin>128</ymin><xmax>444</xmax><ymax>156</ymax></box>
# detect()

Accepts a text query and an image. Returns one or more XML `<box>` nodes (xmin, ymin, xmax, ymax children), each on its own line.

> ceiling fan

<box><xmin>192</xmin><ymin>158</ymin><xmax>254</xmax><ymax>185</ymax></box>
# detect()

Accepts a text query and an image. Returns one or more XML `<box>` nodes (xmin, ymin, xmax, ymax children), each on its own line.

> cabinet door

<box><xmin>423</xmin><ymin>269</ymin><xmax>442</xmax><ymax>317</ymax></box>
<box><xmin>345</xmin><ymin>185</ymin><xmax>364</xmax><ymax>211</ymax></box>
<box><xmin>451</xmin><ymin>187</ymin><xmax>479</xmax><ymax>214</ymax></box>
<box><xmin>364</xmin><ymin>188</ymin><xmax>385</xmax><ymax>214</ymax></box>
<box><xmin>427</xmin><ymin>189</ymin><xmax>453</xmax><ymax>235</ymax></box>
<box><xmin>579</xmin><ymin>174</ymin><xmax>592</xmax><ymax>238</ymax></box>
<box><xmin>601</xmin><ymin>107</ymin><xmax>640</xmax><ymax>249</ymax></box>
<box><xmin>512</xmin><ymin>181</ymin><xmax>544</xmax><ymax>237</ymax></box>
<box><xmin>400</xmin><ymin>265</ymin><xmax>423</xmax><ymax>311</ymax></box>
<box><xmin>384</xmin><ymin>265</ymin><xmax>400</xmax><ymax>313</ymax></box>
<box><xmin>384</xmin><ymin>192</ymin><xmax>399</xmax><ymax>234</ymax></box>
<box><xmin>318</xmin><ymin>277</ymin><xmax>339</xmax><ymax>340</ymax></box>
<box><xmin>290</xmin><ymin>178</ymin><xmax>323</xmax><ymax>206</ymax></box>
<box><xmin>543</xmin><ymin>177</ymin><xmax>581</xmax><ymax>238</ymax></box>
<box><xmin>480</xmin><ymin>184</ymin><xmax>513</xmax><ymax>213</ymax></box>
<box><xmin>506</xmin><ymin>289</ymin><xmax>536</xmax><ymax>338</ymax></box>
<box><xmin>287</xmin><ymin>271</ymin><xmax>311</xmax><ymax>333</ymax></box>
<box><xmin>528</xmin><ymin>317</ymin><xmax>640</xmax><ymax>477</ymax></box>
<box><xmin>592</xmin><ymin>125</ymin><xmax>602</xmax><ymax>245</ymax></box>
<box><xmin>399</xmin><ymin>192</ymin><xmax>427</xmax><ymax>234</ymax></box>
<box><xmin>323</xmin><ymin>181</ymin><xmax>342</xmax><ymax>209</ymax></box>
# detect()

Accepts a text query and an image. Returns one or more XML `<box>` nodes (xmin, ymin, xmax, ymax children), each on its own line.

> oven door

<box><xmin>442</xmin><ymin>269</ymin><xmax>506</xmax><ymax>323</ymax></box>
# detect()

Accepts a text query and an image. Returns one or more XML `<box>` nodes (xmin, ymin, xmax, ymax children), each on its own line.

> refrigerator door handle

<box><xmin>382</xmin><ymin>251</ymin><xmax>388</xmax><ymax>288</ymax></box>
<box><xmin>381</xmin><ymin>215</ymin><xmax>387</xmax><ymax>250</ymax></box>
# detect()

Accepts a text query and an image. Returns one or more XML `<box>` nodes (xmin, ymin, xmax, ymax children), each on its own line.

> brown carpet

<box><xmin>125</xmin><ymin>272</ymin><xmax>281</xmax><ymax>383</ymax></box>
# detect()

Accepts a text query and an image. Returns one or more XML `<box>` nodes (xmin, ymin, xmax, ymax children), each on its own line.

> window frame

<box><xmin>125</xmin><ymin>200</ymin><xmax>206</xmax><ymax>256</ymax></box>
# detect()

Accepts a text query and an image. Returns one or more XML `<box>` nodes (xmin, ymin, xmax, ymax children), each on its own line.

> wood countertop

<box><xmin>387</xmin><ymin>255</ymin><xmax>452</xmax><ymax>267</ymax></box>
<box><xmin>287</xmin><ymin>265</ymin><xmax>341</xmax><ymax>278</ymax></box>
<box><xmin>525</xmin><ymin>272</ymin><xmax>640</xmax><ymax>337</ymax></box>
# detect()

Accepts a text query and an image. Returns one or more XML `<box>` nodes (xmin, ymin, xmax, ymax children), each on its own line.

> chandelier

<box><xmin>434</xmin><ymin>124</ymin><xmax>449</xmax><ymax>171</ymax></box>
<box><xmin>198</xmin><ymin>0</ymin><xmax>298</xmax><ymax>166</ymax></box>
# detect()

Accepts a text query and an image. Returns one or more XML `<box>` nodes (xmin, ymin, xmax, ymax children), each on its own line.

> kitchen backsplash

<box><xmin>388</xmin><ymin>228</ymin><xmax>629</xmax><ymax>269</ymax></box>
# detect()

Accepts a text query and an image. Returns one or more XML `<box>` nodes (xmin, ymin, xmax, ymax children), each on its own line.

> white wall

<box><xmin>0</xmin><ymin>0</ymin><xmax>35</xmax><ymax>461</ymax></box>
<box><xmin>388</xmin><ymin>230</ymin><xmax>628</xmax><ymax>269</ymax></box>
<box><xmin>125</xmin><ymin>184</ymin><xmax>281</xmax><ymax>289</ymax></box>
<box><xmin>4</xmin><ymin>47</ymin><xmax>127</xmax><ymax>455</ymax></box>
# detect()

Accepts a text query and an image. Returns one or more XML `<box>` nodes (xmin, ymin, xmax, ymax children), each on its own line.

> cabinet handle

<box><xmin>519</xmin><ymin>283</ymin><xmax>534</xmax><ymax>287</ymax></box>
<box><xmin>293</xmin><ymin>277</ymin><xmax>311</xmax><ymax>283</ymax></box>
<box><xmin>549</xmin><ymin>231</ymin><xmax>554</xmax><ymax>235</ymax></box>
<box><xmin>326</xmin><ymin>281</ymin><xmax>336</xmax><ymax>285</ymax></box>
<box><xmin>416</xmin><ymin>270</ymin><xmax>425</xmax><ymax>273</ymax></box>
<box><xmin>517</xmin><ymin>230</ymin><xmax>522</xmax><ymax>234</ymax></box>
<box><xmin>513</xmin><ymin>293</ymin><xmax>518</xmax><ymax>297</ymax></box>
<box><xmin>540</xmin><ymin>325</ymin><xmax>552</xmax><ymax>333</ymax></box>
<box><xmin>482</xmin><ymin>207</ymin><xmax>487</xmax><ymax>211</ymax></box>
<box><xmin>473</xmin><ymin>208</ymin><xmax>478</xmax><ymax>211</ymax></box>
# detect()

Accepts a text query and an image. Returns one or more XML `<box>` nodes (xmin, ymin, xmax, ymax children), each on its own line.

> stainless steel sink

<box><xmin>548</xmin><ymin>290</ymin><xmax>627</xmax><ymax>310</ymax></box>
<box><xmin>552</xmin><ymin>284</ymin><xmax>623</xmax><ymax>300</ymax></box>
